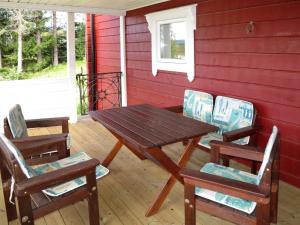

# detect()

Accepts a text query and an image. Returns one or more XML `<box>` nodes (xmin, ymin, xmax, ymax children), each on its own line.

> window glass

<box><xmin>160</xmin><ymin>21</ymin><xmax>186</xmax><ymax>60</ymax></box>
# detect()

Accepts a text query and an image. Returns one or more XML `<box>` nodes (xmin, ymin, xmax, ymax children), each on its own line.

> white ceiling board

<box><xmin>0</xmin><ymin>0</ymin><xmax>170</xmax><ymax>15</ymax></box>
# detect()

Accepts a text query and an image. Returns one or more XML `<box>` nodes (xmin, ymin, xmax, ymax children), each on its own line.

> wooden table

<box><xmin>89</xmin><ymin>104</ymin><xmax>218</xmax><ymax>216</ymax></box>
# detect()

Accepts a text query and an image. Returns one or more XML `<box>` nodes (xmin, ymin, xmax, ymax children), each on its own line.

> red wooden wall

<box><xmin>87</xmin><ymin>0</ymin><xmax>300</xmax><ymax>188</ymax></box>
<box><xmin>86</xmin><ymin>15</ymin><xmax>120</xmax><ymax>74</ymax></box>
<box><xmin>86</xmin><ymin>15</ymin><xmax>121</xmax><ymax>109</ymax></box>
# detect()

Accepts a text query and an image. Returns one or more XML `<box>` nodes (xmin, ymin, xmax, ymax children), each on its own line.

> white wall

<box><xmin>0</xmin><ymin>77</ymin><xmax>77</xmax><ymax>132</ymax></box>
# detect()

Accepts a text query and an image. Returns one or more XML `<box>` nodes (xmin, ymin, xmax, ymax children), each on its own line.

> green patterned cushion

<box><xmin>7</xmin><ymin>104</ymin><xmax>28</xmax><ymax>138</ymax></box>
<box><xmin>66</xmin><ymin>134</ymin><xmax>71</xmax><ymax>149</ymax></box>
<box><xmin>183</xmin><ymin>90</ymin><xmax>213</xmax><ymax>124</ymax></box>
<box><xmin>0</xmin><ymin>133</ymin><xmax>36</xmax><ymax>178</ymax></box>
<box><xmin>32</xmin><ymin>151</ymin><xmax>109</xmax><ymax>197</ymax></box>
<box><xmin>195</xmin><ymin>163</ymin><xmax>258</xmax><ymax>214</ymax></box>
<box><xmin>199</xmin><ymin>132</ymin><xmax>223</xmax><ymax>149</ymax></box>
<box><xmin>212</xmin><ymin>96</ymin><xmax>254</xmax><ymax>145</ymax></box>
<box><xmin>257</xmin><ymin>126</ymin><xmax>278</xmax><ymax>181</ymax></box>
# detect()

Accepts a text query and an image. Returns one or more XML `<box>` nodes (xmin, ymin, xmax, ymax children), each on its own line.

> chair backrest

<box><xmin>7</xmin><ymin>104</ymin><xmax>28</xmax><ymax>138</ymax></box>
<box><xmin>212</xmin><ymin>96</ymin><xmax>254</xmax><ymax>144</ymax></box>
<box><xmin>0</xmin><ymin>133</ymin><xmax>35</xmax><ymax>180</ymax></box>
<box><xmin>257</xmin><ymin>126</ymin><xmax>279</xmax><ymax>182</ymax></box>
<box><xmin>183</xmin><ymin>90</ymin><xmax>214</xmax><ymax>124</ymax></box>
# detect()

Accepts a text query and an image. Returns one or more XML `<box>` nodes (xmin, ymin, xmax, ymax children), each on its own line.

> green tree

<box><xmin>75</xmin><ymin>21</ymin><xmax>85</xmax><ymax>60</ymax></box>
<box><xmin>0</xmin><ymin>9</ymin><xmax>12</xmax><ymax>69</ymax></box>
<box><xmin>7</xmin><ymin>9</ymin><xmax>34</xmax><ymax>73</ymax></box>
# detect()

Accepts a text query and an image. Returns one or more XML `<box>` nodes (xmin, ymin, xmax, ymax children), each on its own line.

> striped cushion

<box><xmin>195</xmin><ymin>163</ymin><xmax>258</xmax><ymax>214</ymax></box>
<box><xmin>257</xmin><ymin>126</ymin><xmax>278</xmax><ymax>180</ymax></box>
<box><xmin>7</xmin><ymin>104</ymin><xmax>28</xmax><ymax>138</ymax></box>
<box><xmin>198</xmin><ymin>132</ymin><xmax>223</xmax><ymax>149</ymax></box>
<box><xmin>183</xmin><ymin>90</ymin><xmax>213</xmax><ymax>124</ymax></box>
<box><xmin>0</xmin><ymin>133</ymin><xmax>36</xmax><ymax>178</ymax></box>
<box><xmin>33</xmin><ymin>151</ymin><xmax>109</xmax><ymax>197</ymax></box>
<box><xmin>212</xmin><ymin>96</ymin><xmax>254</xmax><ymax>145</ymax></box>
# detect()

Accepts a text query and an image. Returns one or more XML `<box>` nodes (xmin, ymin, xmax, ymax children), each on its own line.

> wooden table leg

<box><xmin>145</xmin><ymin>138</ymin><xmax>199</xmax><ymax>217</ymax></box>
<box><xmin>102</xmin><ymin>140</ymin><xmax>123</xmax><ymax>167</ymax></box>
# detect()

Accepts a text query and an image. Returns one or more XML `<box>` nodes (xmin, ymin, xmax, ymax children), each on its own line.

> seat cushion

<box><xmin>195</xmin><ymin>163</ymin><xmax>258</xmax><ymax>214</ymax></box>
<box><xmin>198</xmin><ymin>132</ymin><xmax>223</xmax><ymax>149</ymax></box>
<box><xmin>0</xmin><ymin>133</ymin><xmax>36</xmax><ymax>177</ymax></box>
<box><xmin>7</xmin><ymin>104</ymin><xmax>28</xmax><ymax>138</ymax></box>
<box><xmin>183</xmin><ymin>90</ymin><xmax>213</xmax><ymax>124</ymax></box>
<box><xmin>212</xmin><ymin>96</ymin><xmax>254</xmax><ymax>145</ymax></box>
<box><xmin>257</xmin><ymin>126</ymin><xmax>278</xmax><ymax>180</ymax></box>
<box><xmin>67</xmin><ymin>134</ymin><xmax>71</xmax><ymax>149</ymax></box>
<box><xmin>32</xmin><ymin>151</ymin><xmax>109</xmax><ymax>197</ymax></box>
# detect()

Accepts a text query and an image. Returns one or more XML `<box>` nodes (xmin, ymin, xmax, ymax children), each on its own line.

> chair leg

<box><xmin>256</xmin><ymin>202</ymin><xmax>271</xmax><ymax>225</ymax></box>
<box><xmin>222</xmin><ymin>157</ymin><xmax>230</xmax><ymax>167</ymax></box>
<box><xmin>87</xmin><ymin>172</ymin><xmax>100</xmax><ymax>225</ymax></box>
<box><xmin>17</xmin><ymin>195</ymin><xmax>34</xmax><ymax>225</ymax></box>
<box><xmin>270</xmin><ymin>183</ymin><xmax>279</xmax><ymax>223</ymax></box>
<box><xmin>1</xmin><ymin>167</ymin><xmax>17</xmax><ymax>221</ymax></box>
<box><xmin>251</xmin><ymin>161</ymin><xmax>258</xmax><ymax>174</ymax></box>
<box><xmin>184</xmin><ymin>183</ymin><xmax>196</xmax><ymax>225</ymax></box>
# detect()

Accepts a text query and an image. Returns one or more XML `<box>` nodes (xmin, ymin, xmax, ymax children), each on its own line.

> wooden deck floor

<box><xmin>1</xmin><ymin>117</ymin><xmax>299</xmax><ymax>225</ymax></box>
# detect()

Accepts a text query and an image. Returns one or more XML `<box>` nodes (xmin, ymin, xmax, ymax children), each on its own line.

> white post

<box><xmin>120</xmin><ymin>16</ymin><xmax>127</xmax><ymax>106</ymax></box>
<box><xmin>67</xmin><ymin>12</ymin><xmax>77</xmax><ymax>122</ymax></box>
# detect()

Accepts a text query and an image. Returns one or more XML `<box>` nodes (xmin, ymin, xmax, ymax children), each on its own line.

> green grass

<box><xmin>22</xmin><ymin>60</ymin><xmax>87</xmax><ymax>79</ymax></box>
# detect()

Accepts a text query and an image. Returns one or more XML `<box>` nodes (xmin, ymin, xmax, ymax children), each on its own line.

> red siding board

<box><xmin>196</xmin><ymin>37</ymin><xmax>300</xmax><ymax>54</ymax></box>
<box><xmin>195</xmin><ymin>65</ymin><xmax>300</xmax><ymax>90</ymax></box>
<box><xmin>198</xmin><ymin>53</ymin><xmax>300</xmax><ymax>72</ymax></box>
<box><xmin>87</xmin><ymin>0</ymin><xmax>300</xmax><ymax>188</ymax></box>
<box><xmin>196</xmin><ymin>18</ymin><xmax>300</xmax><ymax>40</ymax></box>
<box><xmin>197</xmin><ymin>0</ymin><xmax>290</xmax><ymax>14</ymax></box>
<box><xmin>197</xmin><ymin>1</ymin><xmax>300</xmax><ymax>27</ymax></box>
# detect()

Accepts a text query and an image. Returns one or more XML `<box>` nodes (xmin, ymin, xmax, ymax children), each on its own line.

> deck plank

<box><xmin>0</xmin><ymin>117</ymin><xmax>298</xmax><ymax>225</ymax></box>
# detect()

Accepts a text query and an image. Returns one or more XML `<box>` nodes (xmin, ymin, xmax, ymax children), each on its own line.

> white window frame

<box><xmin>145</xmin><ymin>4</ymin><xmax>197</xmax><ymax>82</ymax></box>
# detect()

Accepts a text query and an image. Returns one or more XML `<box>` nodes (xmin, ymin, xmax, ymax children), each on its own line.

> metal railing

<box><xmin>76</xmin><ymin>72</ymin><xmax>122</xmax><ymax>115</ymax></box>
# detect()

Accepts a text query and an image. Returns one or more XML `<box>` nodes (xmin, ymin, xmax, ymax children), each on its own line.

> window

<box><xmin>145</xmin><ymin>4</ymin><xmax>197</xmax><ymax>82</ymax></box>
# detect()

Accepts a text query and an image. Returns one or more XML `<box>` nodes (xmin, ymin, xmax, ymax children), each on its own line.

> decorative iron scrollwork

<box><xmin>76</xmin><ymin>72</ymin><xmax>122</xmax><ymax>115</ymax></box>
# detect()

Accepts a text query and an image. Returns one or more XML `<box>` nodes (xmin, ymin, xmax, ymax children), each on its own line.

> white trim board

<box><xmin>0</xmin><ymin>2</ymin><xmax>126</xmax><ymax>16</ymax></box>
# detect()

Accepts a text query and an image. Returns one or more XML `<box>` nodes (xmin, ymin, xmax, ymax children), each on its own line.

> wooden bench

<box><xmin>166</xmin><ymin>89</ymin><xmax>259</xmax><ymax>173</ymax></box>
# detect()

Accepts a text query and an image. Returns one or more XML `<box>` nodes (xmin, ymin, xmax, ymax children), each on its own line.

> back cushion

<box><xmin>7</xmin><ymin>104</ymin><xmax>28</xmax><ymax>138</ymax></box>
<box><xmin>213</xmin><ymin>96</ymin><xmax>254</xmax><ymax>145</ymax></box>
<box><xmin>0</xmin><ymin>133</ymin><xmax>35</xmax><ymax>178</ymax></box>
<box><xmin>183</xmin><ymin>90</ymin><xmax>213</xmax><ymax>124</ymax></box>
<box><xmin>257</xmin><ymin>126</ymin><xmax>279</xmax><ymax>182</ymax></box>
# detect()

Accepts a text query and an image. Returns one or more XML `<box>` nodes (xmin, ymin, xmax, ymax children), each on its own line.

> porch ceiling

<box><xmin>0</xmin><ymin>0</ymin><xmax>169</xmax><ymax>15</ymax></box>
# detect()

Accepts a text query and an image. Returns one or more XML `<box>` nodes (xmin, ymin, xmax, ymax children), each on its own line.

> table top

<box><xmin>89</xmin><ymin>104</ymin><xmax>218</xmax><ymax>150</ymax></box>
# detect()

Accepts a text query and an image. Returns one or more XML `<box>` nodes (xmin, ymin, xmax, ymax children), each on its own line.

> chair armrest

<box><xmin>164</xmin><ymin>105</ymin><xmax>183</xmax><ymax>113</ymax></box>
<box><xmin>15</xmin><ymin>158</ymin><xmax>100</xmax><ymax>196</ymax></box>
<box><xmin>180</xmin><ymin>168</ymin><xmax>269</xmax><ymax>203</ymax></box>
<box><xmin>210</xmin><ymin>140</ymin><xmax>264</xmax><ymax>162</ymax></box>
<box><xmin>11</xmin><ymin>133</ymin><xmax>68</xmax><ymax>143</ymax></box>
<box><xmin>25</xmin><ymin>117</ymin><xmax>69</xmax><ymax>133</ymax></box>
<box><xmin>13</xmin><ymin>137</ymin><xmax>67</xmax><ymax>158</ymax></box>
<box><xmin>222</xmin><ymin>126</ymin><xmax>260</xmax><ymax>142</ymax></box>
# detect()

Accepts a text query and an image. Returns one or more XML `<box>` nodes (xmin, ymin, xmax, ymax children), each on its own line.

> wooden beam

<box><xmin>0</xmin><ymin>2</ymin><xmax>126</xmax><ymax>16</ymax></box>
<box><xmin>120</xmin><ymin>16</ymin><xmax>127</xmax><ymax>106</ymax></box>
<box><xmin>67</xmin><ymin>12</ymin><xmax>77</xmax><ymax>123</ymax></box>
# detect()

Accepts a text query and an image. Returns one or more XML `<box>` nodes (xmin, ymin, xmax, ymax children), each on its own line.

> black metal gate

<box><xmin>76</xmin><ymin>72</ymin><xmax>122</xmax><ymax>115</ymax></box>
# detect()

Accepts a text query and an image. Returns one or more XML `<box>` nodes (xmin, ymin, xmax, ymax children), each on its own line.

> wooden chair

<box><xmin>4</xmin><ymin>104</ymin><xmax>70</xmax><ymax>164</ymax></box>
<box><xmin>166</xmin><ymin>90</ymin><xmax>259</xmax><ymax>173</ymax></box>
<box><xmin>0</xmin><ymin>133</ymin><xmax>109</xmax><ymax>225</ymax></box>
<box><xmin>181</xmin><ymin>126</ymin><xmax>280</xmax><ymax>225</ymax></box>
